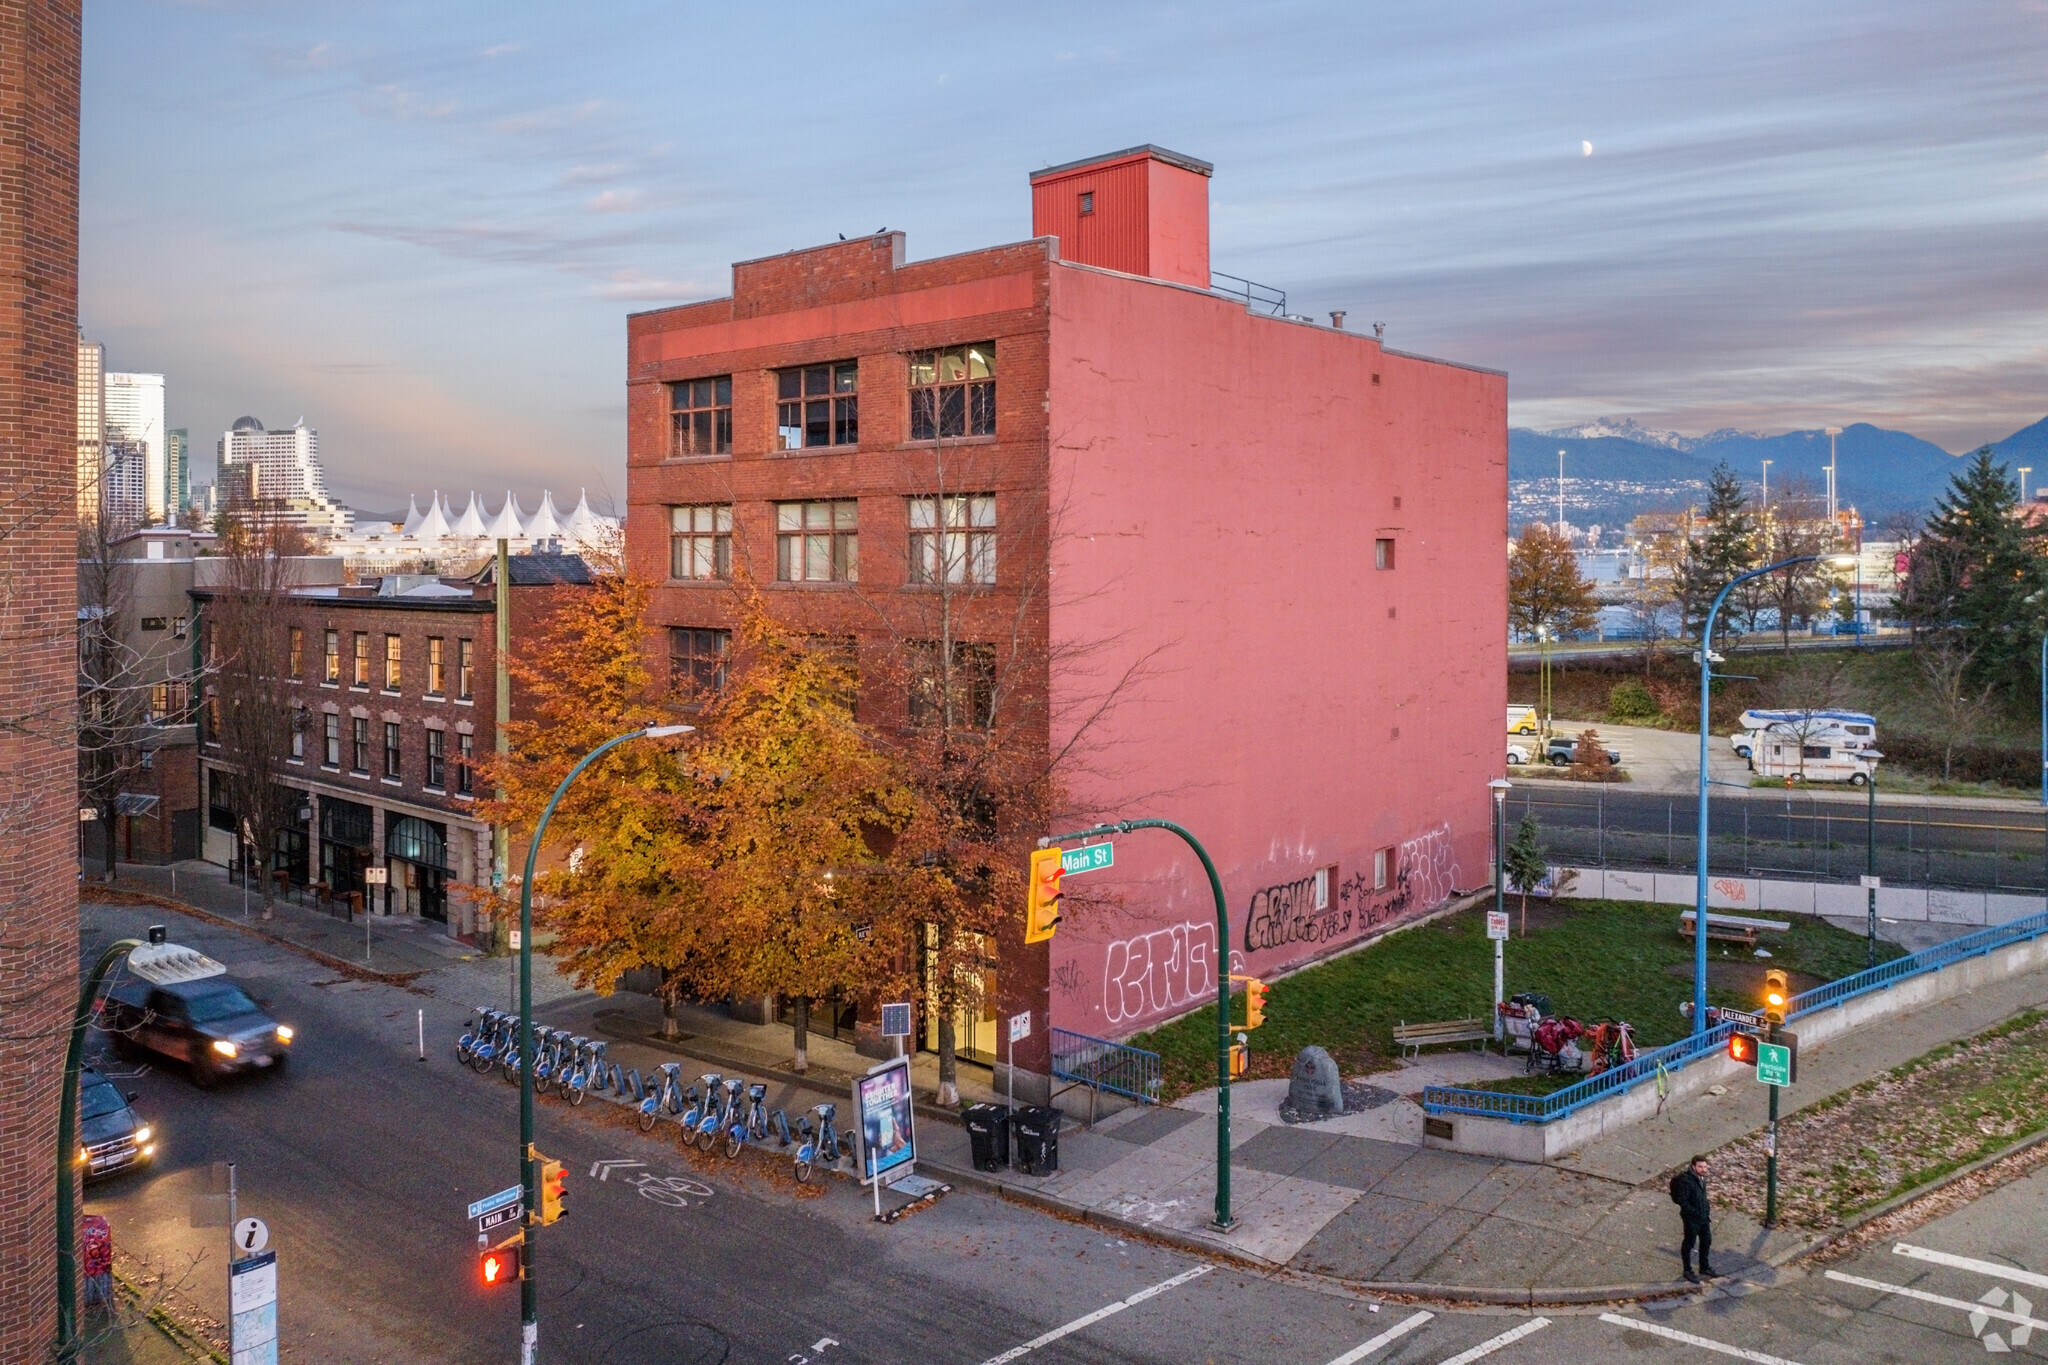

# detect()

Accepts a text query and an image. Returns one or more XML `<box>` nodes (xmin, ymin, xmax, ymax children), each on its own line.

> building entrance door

<box><xmin>921</xmin><ymin>926</ymin><xmax>998</xmax><ymax>1066</ymax></box>
<box><xmin>384</xmin><ymin>816</ymin><xmax>450</xmax><ymax>921</ymax></box>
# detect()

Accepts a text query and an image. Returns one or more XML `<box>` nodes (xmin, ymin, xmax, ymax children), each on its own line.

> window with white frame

<box><xmin>908</xmin><ymin>494</ymin><xmax>996</xmax><ymax>585</ymax></box>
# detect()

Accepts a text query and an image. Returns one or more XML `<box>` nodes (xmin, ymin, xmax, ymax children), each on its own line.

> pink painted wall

<box><xmin>1042</xmin><ymin>265</ymin><xmax>1507</xmax><ymax>1040</ymax></box>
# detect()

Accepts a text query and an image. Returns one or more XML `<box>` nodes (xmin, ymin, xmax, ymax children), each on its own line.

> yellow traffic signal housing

<box><xmin>1762</xmin><ymin>968</ymin><xmax>1790</xmax><ymax>1025</ymax></box>
<box><xmin>1230</xmin><ymin>975</ymin><xmax>1268</xmax><ymax>1030</ymax></box>
<box><xmin>1025</xmin><ymin>847</ymin><xmax>1064</xmax><ymax>944</ymax></box>
<box><xmin>538</xmin><ymin>1157</ymin><xmax>566</xmax><ymax>1226</ymax></box>
<box><xmin>1228</xmin><ymin>1041</ymin><xmax>1249</xmax><ymax>1079</ymax></box>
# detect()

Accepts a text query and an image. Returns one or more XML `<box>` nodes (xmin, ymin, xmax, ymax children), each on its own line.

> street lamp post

<box><xmin>1041</xmin><ymin>818</ymin><xmax>1234</xmax><ymax>1229</ymax></box>
<box><xmin>1557</xmin><ymin>449</ymin><xmax>1567</xmax><ymax>537</ymax></box>
<box><xmin>56</xmin><ymin>929</ymin><xmax>228</xmax><ymax>1358</ymax></box>
<box><xmin>1760</xmin><ymin>459</ymin><xmax>1771</xmax><ymax>509</ymax></box>
<box><xmin>1490</xmin><ymin>778</ymin><xmax>1511</xmax><ymax>1041</ymax></box>
<box><xmin>1694</xmin><ymin>554</ymin><xmax>1857</xmax><ymax>1031</ymax></box>
<box><xmin>1824</xmin><ymin>426</ymin><xmax>1843</xmax><ymax>528</ymax></box>
<box><xmin>515</xmin><ymin>724</ymin><xmax>690</xmax><ymax>1365</ymax></box>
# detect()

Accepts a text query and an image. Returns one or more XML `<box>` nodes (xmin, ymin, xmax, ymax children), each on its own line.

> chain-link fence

<box><xmin>1511</xmin><ymin>786</ymin><xmax>2048</xmax><ymax>893</ymax></box>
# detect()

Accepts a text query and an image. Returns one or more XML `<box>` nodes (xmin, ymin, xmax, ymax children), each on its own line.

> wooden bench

<box><xmin>1393</xmin><ymin>1018</ymin><xmax>1493</xmax><ymax>1058</ymax></box>
<box><xmin>1677</xmin><ymin>911</ymin><xmax>1792</xmax><ymax>949</ymax></box>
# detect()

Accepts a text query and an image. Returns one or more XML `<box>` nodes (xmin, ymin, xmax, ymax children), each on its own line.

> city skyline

<box><xmin>82</xmin><ymin>1</ymin><xmax>2047</xmax><ymax>508</ymax></box>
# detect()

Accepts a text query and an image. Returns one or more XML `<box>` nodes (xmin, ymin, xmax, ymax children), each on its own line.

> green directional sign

<box><xmin>1060</xmin><ymin>843</ymin><xmax>1114</xmax><ymax>876</ymax></box>
<box><xmin>1757</xmin><ymin>1041</ymin><xmax>1795</xmax><ymax>1087</ymax></box>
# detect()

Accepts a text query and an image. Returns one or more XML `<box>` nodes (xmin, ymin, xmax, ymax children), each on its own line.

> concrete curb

<box><xmin>89</xmin><ymin>889</ymin><xmax>424</xmax><ymax>986</ymax></box>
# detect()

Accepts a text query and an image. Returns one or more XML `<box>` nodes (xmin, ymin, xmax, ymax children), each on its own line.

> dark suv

<box><xmin>79</xmin><ymin>1066</ymin><xmax>154</xmax><ymax>1180</ymax></box>
<box><xmin>1545</xmin><ymin>736</ymin><xmax>1623</xmax><ymax>767</ymax></box>
<box><xmin>103</xmin><ymin>977</ymin><xmax>294</xmax><ymax>1087</ymax></box>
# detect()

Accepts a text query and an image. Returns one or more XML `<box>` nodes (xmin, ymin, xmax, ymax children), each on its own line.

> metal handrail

<box><xmin>1209</xmin><ymin>270</ymin><xmax>1287</xmax><ymax>316</ymax></box>
<box><xmin>1051</xmin><ymin>1027</ymin><xmax>1161</xmax><ymax>1105</ymax></box>
<box><xmin>1423</xmin><ymin>907</ymin><xmax>2048</xmax><ymax>1124</ymax></box>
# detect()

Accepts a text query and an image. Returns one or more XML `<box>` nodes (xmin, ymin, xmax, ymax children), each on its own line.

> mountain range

<box><xmin>1510</xmin><ymin>413</ymin><xmax>2048</xmax><ymax>524</ymax></box>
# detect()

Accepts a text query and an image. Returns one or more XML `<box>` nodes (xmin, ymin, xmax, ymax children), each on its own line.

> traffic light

<box><xmin>1025</xmin><ymin>847</ymin><xmax>1064</xmax><ymax>944</ymax></box>
<box><xmin>1242</xmin><ymin>978</ymin><xmax>1268</xmax><ymax>1030</ymax></box>
<box><xmin>1728</xmin><ymin>1030</ymin><xmax>1760</xmax><ymax>1066</ymax></box>
<box><xmin>479</xmin><ymin>1240</ymin><xmax>521</xmax><ymax>1287</ymax></box>
<box><xmin>1762</xmin><ymin>968</ymin><xmax>1790</xmax><ymax>1025</ymax></box>
<box><xmin>1228</xmin><ymin>1039</ymin><xmax>1249</xmax><ymax>1078</ymax></box>
<box><xmin>538</xmin><ymin>1155</ymin><xmax>566</xmax><ymax>1226</ymax></box>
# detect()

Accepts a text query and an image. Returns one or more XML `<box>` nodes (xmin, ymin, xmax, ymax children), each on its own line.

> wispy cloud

<box><xmin>596</xmin><ymin>268</ymin><xmax>713</xmax><ymax>302</ymax></box>
<box><xmin>352</xmin><ymin>83</ymin><xmax>454</xmax><ymax>121</ymax></box>
<box><xmin>482</xmin><ymin>43</ymin><xmax>521</xmax><ymax>58</ymax></box>
<box><xmin>584</xmin><ymin>188</ymin><xmax>644</xmax><ymax>215</ymax></box>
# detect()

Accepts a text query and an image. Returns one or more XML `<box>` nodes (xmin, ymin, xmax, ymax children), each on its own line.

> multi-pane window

<box><xmin>147</xmin><ymin>681</ymin><xmax>189</xmax><ymax>722</ymax></box>
<box><xmin>323</xmin><ymin>630</ymin><xmax>340</xmax><ymax>683</ymax></box>
<box><xmin>909</xmin><ymin>494</ymin><xmax>997</xmax><ymax>585</ymax></box>
<box><xmin>323</xmin><ymin>713</ymin><xmax>341</xmax><ymax>767</ymax></box>
<box><xmin>777</xmin><ymin>362</ymin><xmax>859</xmax><ymax>449</ymax></box>
<box><xmin>907</xmin><ymin>640</ymin><xmax>997</xmax><ymax>728</ymax></box>
<box><xmin>351</xmin><ymin>717</ymin><xmax>370</xmax><ymax>772</ymax></box>
<box><xmin>669</xmin><ymin>628</ymin><xmax>730</xmax><ymax>696</ymax></box>
<box><xmin>669</xmin><ymin>504</ymin><xmax>733</xmax><ymax>581</ymax></box>
<box><xmin>425</xmin><ymin>729</ymin><xmax>445</xmax><ymax>789</ymax></box>
<box><xmin>456</xmin><ymin>732</ymin><xmax>475</xmax><ymax>796</ymax></box>
<box><xmin>352</xmin><ymin>632</ymin><xmax>370</xmax><ymax>687</ymax></box>
<box><xmin>670</xmin><ymin>376</ymin><xmax>733</xmax><ymax>456</ymax></box>
<box><xmin>384</xmin><ymin>722</ymin><xmax>402</xmax><ymax>779</ymax></box>
<box><xmin>909</xmin><ymin>343</ymin><xmax>996</xmax><ymax>441</ymax></box>
<box><xmin>427</xmin><ymin>637</ymin><xmax>445</xmax><ymax>695</ymax></box>
<box><xmin>384</xmin><ymin>634</ymin><xmax>403</xmax><ymax>691</ymax></box>
<box><xmin>776</xmin><ymin>500</ymin><xmax>858</xmax><ymax>582</ymax></box>
<box><xmin>289</xmin><ymin>627</ymin><xmax>304</xmax><ymax>679</ymax></box>
<box><xmin>457</xmin><ymin>639</ymin><xmax>474</xmax><ymax>700</ymax></box>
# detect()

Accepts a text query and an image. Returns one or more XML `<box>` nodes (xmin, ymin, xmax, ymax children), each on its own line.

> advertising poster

<box><xmin>853</xmin><ymin>1057</ymin><xmax>915</xmax><ymax>1186</ymax></box>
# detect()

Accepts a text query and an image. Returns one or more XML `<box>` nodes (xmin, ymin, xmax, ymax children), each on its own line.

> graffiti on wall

<box><xmin>1102</xmin><ymin>919</ymin><xmax>1217</xmax><ymax>1026</ymax></box>
<box><xmin>1245</xmin><ymin>823</ymin><xmax>1462</xmax><ymax>953</ymax></box>
<box><xmin>1245</xmin><ymin>870</ymin><xmax>1348</xmax><ymax>952</ymax></box>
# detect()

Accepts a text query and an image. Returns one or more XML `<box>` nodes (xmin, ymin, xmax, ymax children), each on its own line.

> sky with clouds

<box><xmin>82</xmin><ymin>1</ymin><xmax>2047</xmax><ymax>511</ymax></box>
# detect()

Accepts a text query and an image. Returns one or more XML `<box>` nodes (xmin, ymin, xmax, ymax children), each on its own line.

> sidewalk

<box><xmin>910</xmin><ymin>953</ymin><xmax>2048</xmax><ymax>1303</ymax></box>
<box><xmin>109</xmin><ymin>861</ymin><xmax>480</xmax><ymax>979</ymax></box>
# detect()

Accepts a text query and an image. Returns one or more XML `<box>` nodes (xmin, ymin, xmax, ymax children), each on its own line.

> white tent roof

<box><xmin>411</xmin><ymin>492</ymin><xmax>452</xmax><ymax>541</ymax></box>
<box><xmin>561</xmin><ymin>489</ymin><xmax>606</xmax><ymax>545</ymax></box>
<box><xmin>449</xmin><ymin>492</ymin><xmax>488</xmax><ymax>539</ymax></box>
<box><xmin>524</xmin><ymin>490</ymin><xmax>564</xmax><ymax>541</ymax></box>
<box><xmin>484</xmin><ymin>492</ymin><xmax>526</xmax><ymax>541</ymax></box>
<box><xmin>399</xmin><ymin>495</ymin><xmax>425</xmax><ymax>537</ymax></box>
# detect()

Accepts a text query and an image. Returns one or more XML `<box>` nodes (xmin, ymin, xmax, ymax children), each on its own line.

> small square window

<box><xmin>1375</xmin><ymin>538</ymin><xmax>1396</xmax><ymax>570</ymax></box>
<box><xmin>1079</xmin><ymin>190</ymin><xmax>1094</xmax><ymax>215</ymax></box>
<box><xmin>1373</xmin><ymin>847</ymin><xmax>1394</xmax><ymax>890</ymax></box>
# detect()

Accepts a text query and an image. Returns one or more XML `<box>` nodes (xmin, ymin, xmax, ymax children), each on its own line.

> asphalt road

<box><xmin>79</xmin><ymin>899</ymin><xmax>2048</xmax><ymax>1365</ymax></box>
<box><xmin>1506</xmin><ymin>784</ymin><xmax>2048</xmax><ymax>893</ymax></box>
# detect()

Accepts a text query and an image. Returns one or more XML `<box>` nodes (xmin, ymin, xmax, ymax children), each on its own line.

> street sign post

<box><xmin>1059</xmin><ymin>843</ymin><xmax>1114</xmax><ymax>876</ymax></box>
<box><xmin>1485</xmin><ymin>911</ymin><xmax>1508</xmax><ymax>1041</ymax></box>
<box><xmin>1005</xmin><ymin>1010</ymin><xmax>1031</xmax><ymax>1113</ymax></box>
<box><xmin>233</xmin><ymin>1217</ymin><xmax>269</xmax><ymax>1256</ymax></box>
<box><xmin>1485</xmin><ymin>912</ymin><xmax>1508</xmax><ymax>940</ymax></box>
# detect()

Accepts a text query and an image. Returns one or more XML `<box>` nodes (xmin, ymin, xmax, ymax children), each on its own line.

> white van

<box><xmin>1751</xmin><ymin>736</ymin><xmax>1880</xmax><ymax>786</ymax></box>
<box><xmin>1507</xmin><ymin>704</ymin><xmax>1538</xmax><ymax>736</ymax></box>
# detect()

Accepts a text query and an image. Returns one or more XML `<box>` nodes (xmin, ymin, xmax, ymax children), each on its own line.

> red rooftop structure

<box><xmin>626</xmin><ymin>146</ymin><xmax>1506</xmax><ymax>1101</ymax></box>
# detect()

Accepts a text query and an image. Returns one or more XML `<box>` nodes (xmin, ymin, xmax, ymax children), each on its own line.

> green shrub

<box><xmin>1607</xmin><ymin>679</ymin><xmax>1660</xmax><ymax>723</ymax></box>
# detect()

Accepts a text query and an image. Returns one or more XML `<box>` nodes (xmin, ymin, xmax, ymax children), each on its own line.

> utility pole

<box><xmin>1824</xmin><ymin>426</ymin><xmax>1842</xmax><ymax>528</ymax></box>
<box><xmin>1557</xmin><ymin>448</ymin><xmax>1567</xmax><ymax>537</ymax></box>
<box><xmin>1866</xmin><ymin>770</ymin><xmax>1878</xmax><ymax>968</ymax></box>
<box><xmin>494</xmin><ymin>536</ymin><xmax>510</xmax><ymax>958</ymax></box>
<box><xmin>1760</xmin><ymin>459</ymin><xmax>1771</xmax><ymax>509</ymax></box>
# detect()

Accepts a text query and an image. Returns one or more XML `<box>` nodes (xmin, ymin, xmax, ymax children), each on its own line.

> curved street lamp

<box><xmin>1692</xmin><ymin>555</ymin><xmax>1855</xmax><ymax>1032</ymax></box>
<box><xmin>515</xmin><ymin>723</ymin><xmax>690</xmax><ymax>1364</ymax></box>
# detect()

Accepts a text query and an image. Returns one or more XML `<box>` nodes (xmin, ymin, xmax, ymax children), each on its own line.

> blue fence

<box><xmin>1051</xmin><ymin>1028</ymin><xmax>1161</xmax><ymax>1105</ymax></box>
<box><xmin>1423</xmin><ymin>908</ymin><xmax>2048</xmax><ymax>1125</ymax></box>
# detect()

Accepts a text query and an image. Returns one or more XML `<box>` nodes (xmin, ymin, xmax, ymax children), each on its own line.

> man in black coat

<box><xmin>1671</xmin><ymin>1155</ymin><xmax>1717</xmax><ymax>1283</ymax></box>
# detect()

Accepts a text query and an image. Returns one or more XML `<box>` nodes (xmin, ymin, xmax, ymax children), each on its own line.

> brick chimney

<box><xmin>1030</xmin><ymin>145</ymin><xmax>1212</xmax><ymax>288</ymax></box>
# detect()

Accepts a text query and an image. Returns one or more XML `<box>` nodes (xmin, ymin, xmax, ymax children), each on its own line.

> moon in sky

<box><xmin>1582</xmin><ymin>140</ymin><xmax>1594</xmax><ymax>156</ymax></box>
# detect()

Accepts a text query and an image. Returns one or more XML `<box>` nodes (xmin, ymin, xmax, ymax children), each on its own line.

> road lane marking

<box><xmin>1325</xmin><ymin>1311</ymin><xmax>1432</xmax><ymax>1365</ymax></box>
<box><xmin>1437</xmin><ymin>1318</ymin><xmax>1549</xmax><ymax>1364</ymax></box>
<box><xmin>1825</xmin><ymin>1271</ymin><xmax>2048</xmax><ymax>1332</ymax></box>
<box><xmin>976</xmin><ymin>1265</ymin><xmax>1212</xmax><ymax>1365</ymax></box>
<box><xmin>590</xmin><ymin>1158</ymin><xmax>645</xmax><ymax>1180</ymax></box>
<box><xmin>1598</xmin><ymin>1313</ymin><xmax>1806</xmax><ymax>1364</ymax></box>
<box><xmin>1894</xmin><ymin>1242</ymin><xmax>2048</xmax><ymax>1292</ymax></box>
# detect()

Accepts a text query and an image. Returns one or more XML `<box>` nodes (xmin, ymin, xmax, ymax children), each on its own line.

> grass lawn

<box><xmin>1711</xmin><ymin>1010</ymin><xmax>2048</xmax><ymax>1228</ymax></box>
<box><xmin>1129</xmin><ymin>898</ymin><xmax>1903</xmax><ymax>1099</ymax></box>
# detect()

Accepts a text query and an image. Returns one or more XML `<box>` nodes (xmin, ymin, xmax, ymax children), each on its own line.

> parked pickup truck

<box><xmin>102</xmin><ymin>975</ymin><xmax>294</xmax><ymax>1088</ymax></box>
<box><xmin>1546</xmin><ymin>736</ymin><xmax>1623</xmax><ymax>767</ymax></box>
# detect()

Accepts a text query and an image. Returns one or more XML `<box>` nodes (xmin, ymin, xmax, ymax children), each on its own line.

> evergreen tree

<box><xmin>1504</xmin><ymin>813</ymin><xmax>1550</xmax><ymax>938</ymax></box>
<box><xmin>1899</xmin><ymin>449</ymin><xmax>2047</xmax><ymax>696</ymax></box>
<box><xmin>1674</xmin><ymin>463</ymin><xmax>1759</xmax><ymax>642</ymax></box>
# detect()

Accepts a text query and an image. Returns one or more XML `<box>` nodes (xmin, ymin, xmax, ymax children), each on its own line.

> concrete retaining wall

<box><xmin>1426</xmin><ymin>906</ymin><xmax>2048</xmax><ymax>1164</ymax></box>
<box><xmin>1556</xmin><ymin>866</ymin><xmax>2045</xmax><ymax>926</ymax></box>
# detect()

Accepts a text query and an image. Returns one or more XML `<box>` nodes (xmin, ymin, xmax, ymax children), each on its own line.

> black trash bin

<box><xmin>963</xmin><ymin>1103</ymin><xmax>1011</xmax><ymax>1172</ymax></box>
<box><xmin>1011</xmin><ymin>1105</ymin><xmax>1061</xmax><ymax>1176</ymax></box>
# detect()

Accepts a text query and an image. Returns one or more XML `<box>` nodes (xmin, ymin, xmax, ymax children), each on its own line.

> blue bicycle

<box><xmin>637</xmin><ymin>1062</ymin><xmax>685</xmax><ymax>1133</ymax></box>
<box><xmin>793</xmin><ymin>1103</ymin><xmax>844</xmax><ymax>1184</ymax></box>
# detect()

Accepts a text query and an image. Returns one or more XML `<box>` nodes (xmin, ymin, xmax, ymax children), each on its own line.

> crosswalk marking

<box><xmin>1437</xmin><ymin>1318</ymin><xmax>1550</xmax><ymax>1365</ymax></box>
<box><xmin>976</xmin><ymin>1266</ymin><xmax>1212</xmax><ymax>1365</ymax></box>
<box><xmin>1826</xmin><ymin>1271</ymin><xmax>2048</xmax><ymax>1333</ymax></box>
<box><xmin>1893</xmin><ymin>1242</ymin><xmax>2048</xmax><ymax>1292</ymax></box>
<box><xmin>1598</xmin><ymin>1313</ymin><xmax>1807</xmax><ymax>1365</ymax></box>
<box><xmin>1324</xmin><ymin>1311</ymin><xmax>1433</xmax><ymax>1365</ymax></box>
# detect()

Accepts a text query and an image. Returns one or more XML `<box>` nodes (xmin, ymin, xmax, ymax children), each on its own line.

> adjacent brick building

<box><xmin>193</xmin><ymin>554</ymin><xmax>591</xmax><ymax>941</ymax></box>
<box><xmin>626</xmin><ymin>146</ymin><xmax>1506</xmax><ymax>1095</ymax></box>
<box><xmin>0</xmin><ymin>1</ymin><xmax>81</xmax><ymax>1354</ymax></box>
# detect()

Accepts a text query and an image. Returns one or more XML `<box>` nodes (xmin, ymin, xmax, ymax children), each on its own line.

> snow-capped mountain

<box><xmin>1536</xmin><ymin>418</ymin><xmax>1766</xmax><ymax>452</ymax></box>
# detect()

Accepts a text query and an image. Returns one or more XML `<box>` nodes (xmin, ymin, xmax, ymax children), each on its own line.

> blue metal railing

<box><xmin>1051</xmin><ymin>1028</ymin><xmax>1161</xmax><ymax>1105</ymax></box>
<box><xmin>1423</xmin><ymin>908</ymin><xmax>2048</xmax><ymax>1125</ymax></box>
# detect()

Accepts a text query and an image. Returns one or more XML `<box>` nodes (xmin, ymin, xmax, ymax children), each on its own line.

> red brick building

<box><xmin>626</xmin><ymin>147</ymin><xmax>1506</xmax><ymax>1095</ymax></box>
<box><xmin>194</xmin><ymin>555</ymin><xmax>590</xmax><ymax>941</ymax></box>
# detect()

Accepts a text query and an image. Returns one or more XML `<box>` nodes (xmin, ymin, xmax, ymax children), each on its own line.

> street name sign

<box><xmin>467</xmin><ymin>1184</ymin><xmax>522</xmax><ymax>1221</ymax></box>
<box><xmin>477</xmin><ymin>1202</ymin><xmax>523</xmax><ymax>1232</ymax></box>
<box><xmin>1060</xmin><ymin>843</ymin><xmax>1114</xmax><ymax>876</ymax></box>
<box><xmin>1757</xmin><ymin>1041</ymin><xmax>1795</xmax><ymax>1086</ymax></box>
<box><xmin>1714</xmin><ymin>1006</ymin><xmax>1767</xmax><ymax>1031</ymax></box>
